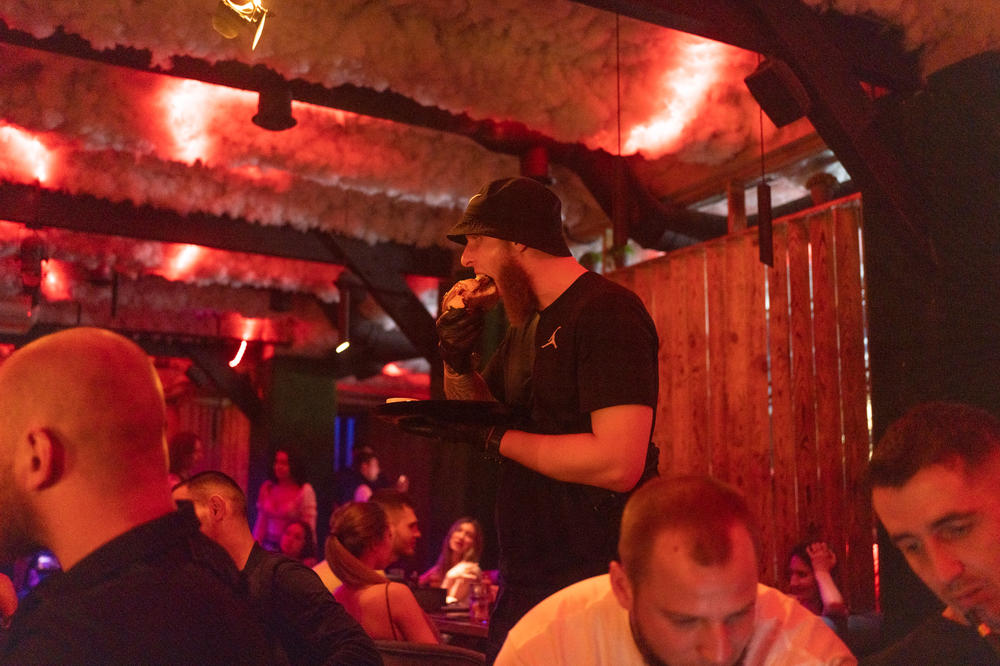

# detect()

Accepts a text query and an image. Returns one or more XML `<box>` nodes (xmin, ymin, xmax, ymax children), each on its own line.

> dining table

<box><xmin>428</xmin><ymin>606</ymin><xmax>490</xmax><ymax>652</ymax></box>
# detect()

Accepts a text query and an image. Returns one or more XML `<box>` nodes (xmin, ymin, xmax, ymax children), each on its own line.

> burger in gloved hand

<box><xmin>437</xmin><ymin>275</ymin><xmax>499</xmax><ymax>374</ymax></box>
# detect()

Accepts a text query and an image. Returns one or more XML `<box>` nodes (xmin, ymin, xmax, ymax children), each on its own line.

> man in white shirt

<box><xmin>497</xmin><ymin>476</ymin><xmax>854</xmax><ymax>666</ymax></box>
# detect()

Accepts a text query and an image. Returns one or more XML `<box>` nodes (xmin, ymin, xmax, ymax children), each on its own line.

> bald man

<box><xmin>0</xmin><ymin>327</ymin><xmax>276</xmax><ymax>663</ymax></box>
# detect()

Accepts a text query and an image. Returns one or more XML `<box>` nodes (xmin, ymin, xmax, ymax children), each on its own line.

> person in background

<box><xmin>333</xmin><ymin>446</ymin><xmax>409</xmax><ymax>507</ymax></box>
<box><xmin>0</xmin><ymin>327</ymin><xmax>274</xmax><ymax>663</ymax></box>
<box><xmin>167</xmin><ymin>430</ymin><xmax>204</xmax><ymax>487</ymax></box>
<box><xmin>419</xmin><ymin>517</ymin><xmax>484</xmax><ymax>605</ymax></box>
<box><xmin>496</xmin><ymin>476</ymin><xmax>854</xmax><ymax>665</ymax></box>
<box><xmin>173</xmin><ymin>471</ymin><xmax>380</xmax><ymax>665</ymax></box>
<box><xmin>281</xmin><ymin>519</ymin><xmax>319</xmax><ymax>568</ymax></box>
<box><xmin>253</xmin><ymin>447</ymin><xmax>317</xmax><ymax>552</ymax></box>
<box><xmin>333</xmin><ymin>447</ymin><xmax>383</xmax><ymax>505</ymax></box>
<box><xmin>787</xmin><ymin>541</ymin><xmax>849</xmax><ymax>628</ymax></box>
<box><xmin>405</xmin><ymin>176</ymin><xmax>660</xmax><ymax>656</ymax></box>
<box><xmin>864</xmin><ymin>401</ymin><xmax>1000</xmax><ymax>664</ymax></box>
<box><xmin>370</xmin><ymin>489</ymin><xmax>423</xmax><ymax>577</ymax></box>
<box><xmin>326</xmin><ymin>501</ymin><xmax>439</xmax><ymax>644</ymax></box>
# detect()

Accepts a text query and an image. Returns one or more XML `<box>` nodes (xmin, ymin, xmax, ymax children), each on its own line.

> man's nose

<box><xmin>926</xmin><ymin>541</ymin><xmax>965</xmax><ymax>586</ymax></box>
<box><xmin>697</xmin><ymin>622</ymin><xmax>735</xmax><ymax>665</ymax></box>
<box><xmin>460</xmin><ymin>246</ymin><xmax>474</xmax><ymax>268</ymax></box>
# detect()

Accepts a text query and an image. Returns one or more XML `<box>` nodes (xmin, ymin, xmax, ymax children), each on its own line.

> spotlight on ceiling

<box><xmin>252</xmin><ymin>85</ymin><xmax>297</xmax><ymax>131</ymax></box>
<box><xmin>212</xmin><ymin>0</ymin><xmax>269</xmax><ymax>51</ymax></box>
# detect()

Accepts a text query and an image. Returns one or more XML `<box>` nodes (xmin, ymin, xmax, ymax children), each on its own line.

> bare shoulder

<box><xmin>387</xmin><ymin>581</ymin><xmax>419</xmax><ymax>602</ymax></box>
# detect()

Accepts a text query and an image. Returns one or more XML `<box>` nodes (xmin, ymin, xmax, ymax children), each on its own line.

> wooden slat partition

<box><xmin>610</xmin><ymin>195</ymin><xmax>874</xmax><ymax>609</ymax></box>
<box><xmin>172</xmin><ymin>396</ymin><xmax>251</xmax><ymax>491</ymax></box>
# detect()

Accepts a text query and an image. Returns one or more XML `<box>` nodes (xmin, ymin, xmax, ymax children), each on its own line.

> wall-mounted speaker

<box><xmin>744</xmin><ymin>58</ymin><xmax>811</xmax><ymax>127</ymax></box>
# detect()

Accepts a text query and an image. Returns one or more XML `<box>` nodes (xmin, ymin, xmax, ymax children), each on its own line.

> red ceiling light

<box><xmin>40</xmin><ymin>259</ymin><xmax>73</xmax><ymax>302</ymax></box>
<box><xmin>0</xmin><ymin>125</ymin><xmax>54</xmax><ymax>184</ymax></box>
<box><xmin>161</xmin><ymin>244</ymin><xmax>203</xmax><ymax>281</ymax></box>
<box><xmin>382</xmin><ymin>362</ymin><xmax>404</xmax><ymax>377</ymax></box>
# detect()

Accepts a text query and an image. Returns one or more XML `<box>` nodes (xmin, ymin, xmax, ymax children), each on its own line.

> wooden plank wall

<box><xmin>172</xmin><ymin>396</ymin><xmax>251</xmax><ymax>491</ymax></box>
<box><xmin>610</xmin><ymin>195</ymin><xmax>875</xmax><ymax>610</ymax></box>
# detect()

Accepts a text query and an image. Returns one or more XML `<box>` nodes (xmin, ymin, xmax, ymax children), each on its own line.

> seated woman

<box><xmin>327</xmin><ymin>501</ymin><xmax>439</xmax><ymax>644</ymax></box>
<box><xmin>786</xmin><ymin>540</ymin><xmax>883</xmax><ymax>656</ymax></box>
<box><xmin>418</xmin><ymin>517</ymin><xmax>484</xmax><ymax>605</ymax></box>
<box><xmin>279</xmin><ymin>519</ymin><xmax>318</xmax><ymax>568</ymax></box>
<box><xmin>787</xmin><ymin>541</ymin><xmax>849</xmax><ymax>631</ymax></box>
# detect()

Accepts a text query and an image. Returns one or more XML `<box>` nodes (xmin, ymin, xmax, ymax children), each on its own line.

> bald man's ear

<box><xmin>609</xmin><ymin>560</ymin><xmax>635</xmax><ymax>612</ymax></box>
<box><xmin>18</xmin><ymin>429</ymin><xmax>64</xmax><ymax>491</ymax></box>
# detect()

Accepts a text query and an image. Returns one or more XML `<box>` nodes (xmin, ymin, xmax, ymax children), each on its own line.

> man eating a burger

<box><xmin>403</xmin><ymin>176</ymin><xmax>660</xmax><ymax>659</ymax></box>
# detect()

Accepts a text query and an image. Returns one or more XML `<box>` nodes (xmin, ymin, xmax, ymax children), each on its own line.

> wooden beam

<box><xmin>0</xmin><ymin>322</ymin><xmax>264</xmax><ymax>420</ymax></box>
<box><xmin>0</xmin><ymin>181</ymin><xmax>453</xmax><ymax>278</ymax></box>
<box><xmin>572</xmin><ymin>0</ymin><xmax>920</xmax><ymax>92</ymax></box>
<box><xmin>317</xmin><ymin>234</ymin><xmax>440</xmax><ymax>364</ymax></box>
<box><xmin>744</xmin><ymin>0</ymin><xmax>937</xmax><ymax>267</ymax></box>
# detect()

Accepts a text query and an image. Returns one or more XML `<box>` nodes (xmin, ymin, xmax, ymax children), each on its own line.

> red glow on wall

<box><xmin>40</xmin><ymin>259</ymin><xmax>73</xmax><ymax>301</ymax></box>
<box><xmin>241</xmin><ymin>317</ymin><xmax>262</xmax><ymax>341</ymax></box>
<box><xmin>624</xmin><ymin>37</ymin><xmax>731</xmax><ymax>156</ymax></box>
<box><xmin>161</xmin><ymin>244</ymin><xmax>204</xmax><ymax>281</ymax></box>
<box><xmin>0</xmin><ymin>124</ymin><xmax>54</xmax><ymax>184</ymax></box>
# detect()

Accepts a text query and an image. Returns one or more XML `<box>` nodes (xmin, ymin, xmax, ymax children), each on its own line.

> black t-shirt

<box><xmin>2</xmin><ymin>509</ymin><xmax>278</xmax><ymax>665</ymax></box>
<box><xmin>862</xmin><ymin>614</ymin><xmax>1000</xmax><ymax>665</ymax></box>
<box><xmin>485</xmin><ymin>271</ymin><xmax>659</xmax><ymax>591</ymax></box>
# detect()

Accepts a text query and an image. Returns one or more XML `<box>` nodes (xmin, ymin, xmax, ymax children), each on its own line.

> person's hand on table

<box><xmin>397</xmin><ymin>415</ymin><xmax>506</xmax><ymax>462</ymax></box>
<box><xmin>436</xmin><ymin>308</ymin><xmax>485</xmax><ymax>375</ymax></box>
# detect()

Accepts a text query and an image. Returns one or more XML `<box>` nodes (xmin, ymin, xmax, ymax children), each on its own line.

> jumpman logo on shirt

<box><xmin>540</xmin><ymin>326</ymin><xmax>561</xmax><ymax>350</ymax></box>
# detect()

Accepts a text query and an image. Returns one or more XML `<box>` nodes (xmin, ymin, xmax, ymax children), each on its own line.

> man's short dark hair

<box><xmin>176</xmin><ymin>470</ymin><xmax>248</xmax><ymax>519</ymax></box>
<box><xmin>868</xmin><ymin>401</ymin><xmax>1000</xmax><ymax>488</ymax></box>
<box><xmin>618</xmin><ymin>475</ymin><xmax>760</xmax><ymax>585</ymax></box>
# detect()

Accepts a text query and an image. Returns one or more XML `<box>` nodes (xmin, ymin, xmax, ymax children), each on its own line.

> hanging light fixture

<box><xmin>212</xmin><ymin>0</ymin><xmax>269</xmax><ymax>51</ymax></box>
<box><xmin>252</xmin><ymin>84</ymin><xmax>297</xmax><ymax>131</ymax></box>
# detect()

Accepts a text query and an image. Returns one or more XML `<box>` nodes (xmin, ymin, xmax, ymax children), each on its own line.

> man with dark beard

<box><xmin>0</xmin><ymin>327</ymin><xmax>277</xmax><ymax>663</ymax></box>
<box><xmin>407</xmin><ymin>176</ymin><xmax>660</xmax><ymax>658</ymax></box>
<box><xmin>496</xmin><ymin>476</ymin><xmax>853</xmax><ymax>665</ymax></box>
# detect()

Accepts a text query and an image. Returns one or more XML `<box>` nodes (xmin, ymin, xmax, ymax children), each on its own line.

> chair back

<box><xmin>374</xmin><ymin>640</ymin><xmax>485</xmax><ymax>665</ymax></box>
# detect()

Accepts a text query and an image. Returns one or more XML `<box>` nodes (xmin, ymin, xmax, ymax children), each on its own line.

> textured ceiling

<box><xmin>0</xmin><ymin>0</ymin><xmax>996</xmax><ymax>386</ymax></box>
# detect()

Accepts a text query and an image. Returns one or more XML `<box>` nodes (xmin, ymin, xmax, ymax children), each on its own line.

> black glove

<box><xmin>398</xmin><ymin>415</ymin><xmax>506</xmax><ymax>462</ymax></box>
<box><xmin>436</xmin><ymin>308</ymin><xmax>485</xmax><ymax>374</ymax></box>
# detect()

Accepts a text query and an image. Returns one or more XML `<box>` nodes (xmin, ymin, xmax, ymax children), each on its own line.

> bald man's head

<box><xmin>0</xmin><ymin>327</ymin><xmax>168</xmax><ymax>491</ymax></box>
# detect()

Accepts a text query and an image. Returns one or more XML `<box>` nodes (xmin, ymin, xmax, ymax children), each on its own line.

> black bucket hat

<box><xmin>446</xmin><ymin>177</ymin><xmax>571</xmax><ymax>257</ymax></box>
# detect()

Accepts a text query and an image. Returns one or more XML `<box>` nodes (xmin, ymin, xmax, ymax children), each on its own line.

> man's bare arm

<box><xmin>498</xmin><ymin>404</ymin><xmax>652</xmax><ymax>492</ymax></box>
